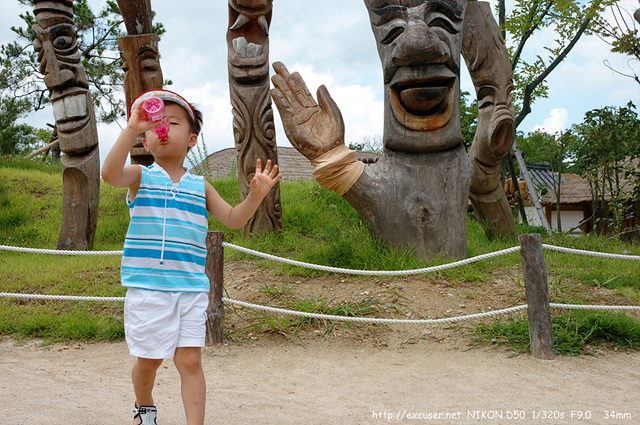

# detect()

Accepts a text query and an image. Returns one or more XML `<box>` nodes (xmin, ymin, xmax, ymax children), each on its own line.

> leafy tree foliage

<box><xmin>516</xmin><ymin>103</ymin><xmax>640</xmax><ymax>235</ymax></box>
<box><xmin>460</xmin><ymin>91</ymin><xmax>478</xmax><ymax>150</ymax></box>
<box><xmin>570</xmin><ymin>102</ymin><xmax>640</xmax><ymax>234</ymax></box>
<box><xmin>504</xmin><ymin>0</ymin><xmax>618</xmax><ymax>127</ymax></box>
<box><xmin>348</xmin><ymin>134</ymin><xmax>383</xmax><ymax>154</ymax></box>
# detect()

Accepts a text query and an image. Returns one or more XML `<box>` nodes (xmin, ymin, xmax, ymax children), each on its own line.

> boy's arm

<box><xmin>101</xmin><ymin>106</ymin><xmax>152</xmax><ymax>188</ymax></box>
<box><xmin>206</xmin><ymin>159</ymin><xmax>281</xmax><ymax>229</ymax></box>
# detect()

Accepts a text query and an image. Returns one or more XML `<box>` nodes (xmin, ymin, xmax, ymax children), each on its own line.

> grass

<box><xmin>1</xmin><ymin>158</ymin><xmax>639</xmax><ymax>354</ymax></box>
<box><xmin>469</xmin><ymin>311</ymin><xmax>640</xmax><ymax>356</ymax></box>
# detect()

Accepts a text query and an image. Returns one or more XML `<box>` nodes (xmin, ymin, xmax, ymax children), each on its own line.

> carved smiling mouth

<box><xmin>51</xmin><ymin>88</ymin><xmax>90</xmax><ymax>134</ymax></box>
<box><xmin>389</xmin><ymin>74</ymin><xmax>456</xmax><ymax>131</ymax></box>
<box><xmin>228</xmin><ymin>11</ymin><xmax>271</xmax><ymax>82</ymax></box>
<box><xmin>232</xmin><ymin>37</ymin><xmax>264</xmax><ymax>58</ymax></box>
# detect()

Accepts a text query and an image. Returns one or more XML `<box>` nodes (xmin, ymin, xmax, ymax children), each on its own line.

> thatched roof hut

<box><xmin>540</xmin><ymin>174</ymin><xmax>591</xmax><ymax>206</ymax></box>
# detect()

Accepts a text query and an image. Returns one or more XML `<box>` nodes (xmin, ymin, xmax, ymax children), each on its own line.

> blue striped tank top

<box><xmin>121</xmin><ymin>164</ymin><xmax>210</xmax><ymax>292</ymax></box>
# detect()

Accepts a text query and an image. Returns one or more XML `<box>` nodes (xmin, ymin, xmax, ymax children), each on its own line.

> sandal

<box><xmin>132</xmin><ymin>404</ymin><xmax>158</xmax><ymax>425</ymax></box>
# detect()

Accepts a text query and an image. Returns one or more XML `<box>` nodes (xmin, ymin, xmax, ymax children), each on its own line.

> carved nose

<box><xmin>392</xmin><ymin>23</ymin><xmax>449</xmax><ymax>67</ymax></box>
<box><xmin>45</xmin><ymin>68</ymin><xmax>75</xmax><ymax>88</ymax></box>
<box><xmin>41</xmin><ymin>41</ymin><xmax>75</xmax><ymax>88</ymax></box>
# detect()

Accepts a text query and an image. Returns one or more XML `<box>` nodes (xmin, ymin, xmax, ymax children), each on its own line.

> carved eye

<box><xmin>428</xmin><ymin>17</ymin><xmax>456</xmax><ymax>33</ymax></box>
<box><xmin>380</xmin><ymin>25</ymin><xmax>405</xmax><ymax>44</ymax></box>
<box><xmin>54</xmin><ymin>35</ymin><xmax>74</xmax><ymax>49</ymax></box>
<box><xmin>140</xmin><ymin>58</ymin><xmax>159</xmax><ymax>73</ymax></box>
<box><xmin>50</xmin><ymin>25</ymin><xmax>76</xmax><ymax>50</ymax></box>
<box><xmin>477</xmin><ymin>87</ymin><xmax>496</xmax><ymax>109</ymax></box>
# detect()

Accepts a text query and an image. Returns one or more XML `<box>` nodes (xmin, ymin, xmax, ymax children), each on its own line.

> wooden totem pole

<box><xmin>116</xmin><ymin>0</ymin><xmax>163</xmax><ymax>166</ymax></box>
<box><xmin>32</xmin><ymin>0</ymin><xmax>100</xmax><ymax>250</ymax></box>
<box><xmin>462</xmin><ymin>1</ymin><xmax>516</xmax><ymax>238</ymax></box>
<box><xmin>272</xmin><ymin>0</ymin><xmax>472</xmax><ymax>260</ymax></box>
<box><xmin>227</xmin><ymin>0</ymin><xmax>282</xmax><ymax>234</ymax></box>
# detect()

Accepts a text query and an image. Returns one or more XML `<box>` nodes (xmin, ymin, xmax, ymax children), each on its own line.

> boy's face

<box><xmin>142</xmin><ymin>103</ymin><xmax>197</xmax><ymax>160</ymax></box>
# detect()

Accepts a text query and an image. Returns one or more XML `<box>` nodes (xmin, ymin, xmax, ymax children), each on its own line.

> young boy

<box><xmin>102</xmin><ymin>89</ymin><xmax>281</xmax><ymax>425</ymax></box>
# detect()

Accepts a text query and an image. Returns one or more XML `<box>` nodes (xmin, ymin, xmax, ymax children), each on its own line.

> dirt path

<box><xmin>1</xmin><ymin>338</ymin><xmax>638</xmax><ymax>424</ymax></box>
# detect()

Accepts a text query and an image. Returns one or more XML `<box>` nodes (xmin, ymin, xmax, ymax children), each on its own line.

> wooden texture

<box><xmin>115</xmin><ymin>0</ymin><xmax>153</xmax><ymax>35</ymax></box>
<box><xmin>58</xmin><ymin>147</ymin><xmax>100</xmax><ymax>250</ymax></box>
<box><xmin>118</xmin><ymin>33</ymin><xmax>163</xmax><ymax>167</ymax></box>
<box><xmin>228</xmin><ymin>0</ymin><xmax>282</xmax><ymax>234</ymax></box>
<box><xmin>344</xmin><ymin>146</ymin><xmax>471</xmax><ymax>260</ymax></box>
<box><xmin>205</xmin><ymin>232</ymin><xmax>225</xmax><ymax>346</ymax></box>
<box><xmin>32</xmin><ymin>0</ymin><xmax>100</xmax><ymax>250</ymax></box>
<box><xmin>519</xmin><ymin>233</ymin><xmax>555</xmax><ymax>360</ymax></box>
<box><xmin>462</xmin><ymin>1</ymin><xmax>516</xmax><ymax>238</ymax></box>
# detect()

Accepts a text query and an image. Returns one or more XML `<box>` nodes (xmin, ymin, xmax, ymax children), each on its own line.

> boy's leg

<box><xmin>174</xmin><ymin>347</ymin><xmax>206</xmax><ymax>425</ymax></box>
<box><xmin>132</xmin><ymin>357</ymin><xmax>163</xmax><ymax>407</ymax></box>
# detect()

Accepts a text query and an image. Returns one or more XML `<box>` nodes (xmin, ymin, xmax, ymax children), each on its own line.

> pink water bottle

<box><xmin>142</xmin><ymin>97</ymin><xmax>169</xmax><ymax>140</ymax></box>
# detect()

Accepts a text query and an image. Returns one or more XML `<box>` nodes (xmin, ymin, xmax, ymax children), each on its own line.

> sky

<box><xmin>1</xmin><ymin>0</ymin><xmax>639</xmax><ymax>168</ymax></box>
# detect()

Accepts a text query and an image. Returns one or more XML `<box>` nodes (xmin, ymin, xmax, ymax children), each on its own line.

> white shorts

<box><xmin>124</xmin><ymin>288</ymin><xmax>209</xmax><ymax>359</ymax></box>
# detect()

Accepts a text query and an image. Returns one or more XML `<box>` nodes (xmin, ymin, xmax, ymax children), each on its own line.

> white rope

<box><xmin>0</xmin><ymin>292</ymin><xmax>527</xmax><ymax>324</ymax></box>
<box><xmin>2</xmin><ymin>242</ymin><xmax>639</xmax><ymax>275</ymax></box>
<box><xmin>3</xmin><ymin>292</ymin><xmax>637</xmax><ymax>324</ymax></box>
<box><xmin>0</xmin><ymin>293</ymin><xmax>125</xmax><ymax>302</ymax></box>
<box><xmin>222</xmin><ymin>298</ymin><xmax>527</xmax><ymax>324</ymax></box>
<box><xmin>0</xmin><ymin>245</ymin><xmax>123</xmax><ymax>256</ymax></box>
<box><xmin>550</xmin><ymin>303</ymin><xmax>640</xmax><ymax>312</ymax></box>
<box><xmin>542</xmin><ymin>244</ymin><xmax>640</xmax><ymax>260</ymax></box>
<box><xmin>222</xmin><ymin>242</ymin><xmax>521</xmax><ymax>275</ymax></box>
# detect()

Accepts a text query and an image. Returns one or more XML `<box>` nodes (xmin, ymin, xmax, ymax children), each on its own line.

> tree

<box><xmin>503</xmin><ymin>0</ymin><xmax>618</xmax><ymax>128</ymax></box>
<box><xmin>515</xmin><ymin>129</ymin><xmax>557</xmax><ymax>168</ymax></box>
<box><xmin>460</xmin><ymin>91</ymin><xmax>478</xmax><ymax>150</ymax></box>
<box><xmin>0</xmin><ymin>97</ymin><xmax>51</xmax><ymax>156</ymax></box>
<box><xmin>348</xmin><ymin>135</ymin><xmax>383</xmax><ymax>154</ymax></box>
<box><xmin>595</xmin><ymin>1</ymin><xmax>640</xmax><ymax>85</ymax></box>
<box><xmin>570</xmin><ymin>102</ymin><xmax>640</xmax><ymax>235</ymax></box>
<box><xmin>0</xmin><ymin>37</ymin><xmax>48</xmax><ymax>155</ymax></box>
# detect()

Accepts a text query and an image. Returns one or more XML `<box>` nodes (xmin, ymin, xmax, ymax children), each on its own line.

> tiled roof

<box><xmin>527</xmin><ymin>163</ymin><xmax>566</xmax><ymax>192</ymax></box>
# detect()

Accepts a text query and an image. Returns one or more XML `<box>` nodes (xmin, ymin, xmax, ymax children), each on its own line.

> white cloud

<box><xmin>531</xmin><ymin>108</ymin><xmax>569</xmax><ymax>134</ymax></box>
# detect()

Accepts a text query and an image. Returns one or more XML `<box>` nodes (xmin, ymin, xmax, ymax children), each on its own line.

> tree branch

<box><xmin>511</xmin><ymin>1</ymin><xmax>555</xmax><ymax>71</ymax></box>
<box><xmin>515</xmin><ymin>16</ymin><xmax>593</xmax><ymax>127</ymax></box>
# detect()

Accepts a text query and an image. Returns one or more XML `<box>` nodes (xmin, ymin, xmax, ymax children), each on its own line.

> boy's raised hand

<box><xmin>127</xmin><ymin>104</ymin><xmax>159</xmax><ymax>134</ymax></box>
<box><xmin>250</xmin><ymin>159</ymin><xmax>282</xmax><ymax>199</ymax></box>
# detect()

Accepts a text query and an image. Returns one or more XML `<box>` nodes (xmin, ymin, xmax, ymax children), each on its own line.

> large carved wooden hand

<box><xmin>270</xmin><ymin>61</ymin><xmax>345</xmax><ymax>160</ymax></box>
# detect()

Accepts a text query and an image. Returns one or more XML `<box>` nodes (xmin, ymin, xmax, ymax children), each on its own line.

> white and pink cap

<box><xmin>129</xmin><ymin>89</ymin><xmax>197</xmax><ymax>127</ymax></box>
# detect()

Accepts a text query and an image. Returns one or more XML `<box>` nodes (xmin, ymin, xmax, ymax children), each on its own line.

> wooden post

<box><xmin>205</xmin><ymin>232</ymin><xmax>225</xmax><ymax>345</ymax></box>
<box><xmin>519</xmin><ymin>233</ymin><xmax>555</xmax><ymax>360</ymax></box>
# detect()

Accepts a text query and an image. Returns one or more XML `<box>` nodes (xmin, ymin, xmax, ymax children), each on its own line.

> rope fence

<box><xmin>1</xmin><ymin>290</ymin><xmax>638</xmax><ymax>325</ymax></box>
<box><xmin>1</xmin><ymin>236</ymin><xmax>639</xmax><ymax>358</ymax></box>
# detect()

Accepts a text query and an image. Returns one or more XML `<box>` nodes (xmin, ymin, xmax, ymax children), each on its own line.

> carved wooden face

<box><xmin>32</xmin><ymin>0</ymin><xmax>93</xmax><ymax>145</ymax></box>
<box><xmin>364</xmin><ymin>0</ymin><xmax>467</xmax><ymax>152</ymax></box>
<box><xmin>462</xmin><ymin>2</ymin><xmax>515</xmax><ymax>164</ymax></box>
<box><xmin>227</xmin><ymin>0</ymin><xmax>272</xmax><ymax>83</ymax></box>
<box><xmin>121</xmin><ymin>40</ymin><xmax>163</xmax><ymax>108</ymax></box>
<box><xmin>474</xmin><ymin>77</ymin><xmax>514</xmax><ymax>161</ymax></box>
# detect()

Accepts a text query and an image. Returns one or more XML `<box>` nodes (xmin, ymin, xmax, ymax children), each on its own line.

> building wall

<box><xmin>548</xmin><ymin>209</ymin><xmax>585</xmax><ymax>233</ymax></box>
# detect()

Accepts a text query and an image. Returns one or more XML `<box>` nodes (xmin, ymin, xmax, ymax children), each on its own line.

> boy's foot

<box><xmin>132</xmin><ymin>404</ymin><xmax>157</xmax><ymax>425</ymax></box>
